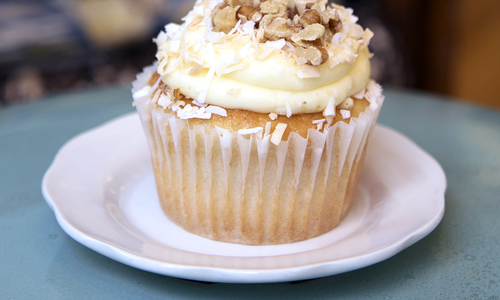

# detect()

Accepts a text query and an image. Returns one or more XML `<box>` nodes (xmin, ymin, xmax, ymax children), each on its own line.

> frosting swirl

<box><xmin>155</xmin><ymin>0</ymin><xmax>373</xmax><ymax>115</ymax></box>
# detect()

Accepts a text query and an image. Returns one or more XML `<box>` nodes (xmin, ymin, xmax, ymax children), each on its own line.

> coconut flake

<box><xmin>239</xmin><ymin>42</ymin><xmax>252</xmax><ymax>58</ymax></box>
<box><xmin>266</xmin><ymin>39</ymin><xmax>286</xmax><ymax>50</ymax></box>
<box><xmin>205</xmin><ymin>31</ymin><xmax>227</xmax><ymax>43</ymax></box>
<box><xmin>269</xmin><ymin>112</ymin><xmax>278</xmax><ymax>120</ymax></box>
<box><xmin>323</xmin><ymin>91</ymin><xmax>338</xmax><ymax>117</ymax></box>
<box><xmin>365</xmin><ymin>80</ymin><xmax>382</xmax><ymax>108</ymax></box>
<box><xmin>360</xmin><ymin>28</ymin><xmax>374</xmax><ymax>50</ymax></box>
<box><xmin>258</xmin><ymin>46</ymin><xmax>274</xmax><ymax>60</ymax></box>
<box><xmin>132</xmin><ymin>86</ymin><xmax>150</xmax><ymax>99</ymax></box>
<box><xmin>192</xmin><ymin>100</ymin><xmax>208</xmax><ymax>107</ymax></box>
<box><xmin>340</xmin><ymin>109</ymin><xmax>351</xmax><ymax>119</ymax></box>
<box><xmin>238</xmin><ymin>127</ymin><xmax>264</xmax><ymax>135</ymax></box>
<box><xmin>205</xmin><ymin>105</ymin><xmax>227</xmax><ymax>117</ymax></box>
<box><xmin>169</xmin><ymin>40</ymin><xmax>181</xmax><ymax>51</ymax></box>
<box><xmin>227</xmin><ymin>20</ymin><xmax>241</xmax><ymax>36</ymax></box>
<box><xmin>151</xmin><ymin>89</ymin><xmax>162</xmax><ymax>106</ymax></box>
<box><xmin>158</xmin><ymin>94</ymin><xmax>173</xmax><ymax>109</ymax></box>
<box><xmin>155</xmin><ymin>31</ymin><xmax>168</xmax><ymax>46</ymax></box>
<box><xmin>284</xmin><ymin>99</ymin><xmax>292</xmax><ymax>118</ymax></box>
<box><xmin>188</xmin><ymin>64</ymin><xmax>204</xmax><ymax>76</ymax></box>
<box><xmin>331</xmin><ymin>32</ymin><xmax>341</xmax><ymax>46</ymax></box>
<box><xmin>196</xmin><ymin>67</ymin><xmax>215</xmax><ymax>103</ymax></box>
<box><xmin>271</xmin><ymin>123</ymin><xmax>287</xmax><ymax>146</ymax></box>
<box><xmin>312</xmin><ymin>119</ymin><xmax>326</xmax><ymax>125</ymax></box>
<box><xmin>241</xmin><ymin>21</ymin><xmax>256</xmax><ymax>36</ymax></box>
<box><xmin>165</xmin><ymin>23</ymin><xmax>180</xmax><ymax>39</ymax></box>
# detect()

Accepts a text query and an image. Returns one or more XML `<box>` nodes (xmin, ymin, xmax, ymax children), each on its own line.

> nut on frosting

<box><xmin>154</xmin><ymin>0</ymin><xmax>374</xmax><ymax>115</ymax></box>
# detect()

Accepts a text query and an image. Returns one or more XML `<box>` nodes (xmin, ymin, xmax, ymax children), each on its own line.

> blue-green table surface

<box><xmin>1</xmin><ymin>86</ymin><xmax>499</xmax><ymax>299</ymax></box>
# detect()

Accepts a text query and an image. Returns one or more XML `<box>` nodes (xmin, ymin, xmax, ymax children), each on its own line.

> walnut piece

<box><xmin>263</xmin><ymin>17</ymin><xmax>301</xmax><ymax>41</ymax></box>
<box><xmin>328</xmin><ymin>9</ymin><xmax>342</xmax><ymax>33</ymax></box>
<box><xmin>294</xmin><ymin>45</ymin><xmax>329</xmax><ymax>66</ymax></box>
<box><xmin>260</xmin><ymin>0</ymin><xmax>288</xmax><ymax>15</ymax></box>
<box><xmin>298</xmin><ymin>9</ymin><xmax>321</xmax><ymax>27</ymax></box>
<box><xmin>291</xmin><ymin>23</ymin><xmax>325</xmax><ymax>44</ymax></box>
<box><xmin>224</xmin><ymin>0</ymin><xmax>240</xmax><ymax>6</ymax></box>
<box><xmin>212</xmin><ymin>4</ymin><xmax>237</xmax><ymax>34</ymax></box>
<box><xmin>237</xmin><ymin>6</ymin><xmax>263</xmax><ymax>23</ymax></box>
<box><xmin>225</xmin><ymin>0</ymin><xmax>258</xmax><ymax>7</ymax></box>
<box><xmin>294</xmin><ymin>0</ymin><xmax>318</xmax><ymax>15</ymax></box>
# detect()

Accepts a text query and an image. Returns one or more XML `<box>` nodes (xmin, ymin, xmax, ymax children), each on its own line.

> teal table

<box><xmin>1</xmin><ymin>86</ymin><xmax>499</xmax><ymax>299</ymax></box>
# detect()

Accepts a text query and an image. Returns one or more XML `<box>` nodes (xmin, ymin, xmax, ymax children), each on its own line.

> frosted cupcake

<box><xmin>132</xmin><ymin>0</ymin><xmax>384</xmax><ymax>245</ymax></box>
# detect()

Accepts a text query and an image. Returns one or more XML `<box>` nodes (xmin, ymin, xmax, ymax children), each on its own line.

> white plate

<box><xmin>42</xmin><ymin>113</ymin><xmax>446</xmax><ymax>284</ymax></box>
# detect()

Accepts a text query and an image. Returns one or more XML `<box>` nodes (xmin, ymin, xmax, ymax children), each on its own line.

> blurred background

<box><xmin>1</xmin><ymin>0</ymin><xmax>499</xmax><ymax>109</ymax></box>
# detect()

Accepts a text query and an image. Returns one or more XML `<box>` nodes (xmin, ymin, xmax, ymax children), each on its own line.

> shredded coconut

<box><xmin>205</xmin><ymin>105</ymin><xmax>227</xmax><ymax>116</ymax></box>
<box><xmin>192</xmin><ymin>100</ymin><xmax>208</xmax><ymax>107</ymax></box>
<box><xmin>284</xmin><ymin>99</ymin><xmax>292</xmax><ymax>118</ymax></box>
<box><xmin>340</xmin><ymin>109</ymin><xmax>351</xmax><ymax>119</ymax></box>
<box><xmin>132</xmin><ymin>86</ymin><xmax>150</xmax><ymax>99</ymax></box>
<box><xmin>266</xmin><ymin>39</ymin><xmax>286</xmax><ymax>50</ymax></box>
<box><xmin>269</xmin><ymin>112</ymin><xmax>278</xmax><ymax>120</ymax></box>
<box><xmin>241</xmin><ymin>21</ymin><xmax>256</xmax><ymax>36</ymax></box>
<box><xmin>331</xmin><ymin>32</ymin><xmax>341</xmax><ymax>46</ymax></box>
<box><xmin>158</xmin><ymin>94</ymin><xmax>173</xmax><ymax>109</ymax></box>
<box><xmin>323</xmin><ymin>91</ymin><xmax>338</xmax><ymax>117</ymax></box>
<box><xmin>312</xmin><ymin>119</ymin><xmax>326</xmax><ymax>125</ymax></box>
<box><xmin>228</xmin><ymin>20</ymin><xmax>241</xmax><ymax>36</ymax></box>
<box><xmin>258</xmin><ymin>46</ymin><xmax>274</xmax><ymax>60</ymax></box>
<box><xmin>238</xmin><ymin>127</ymin><xmax>264</xmax><ymax>135</ymax></box>
<box><xmin>271</xmin><ymin>123</ymin><xmax>287</xmax><ymax>145</ymax></box>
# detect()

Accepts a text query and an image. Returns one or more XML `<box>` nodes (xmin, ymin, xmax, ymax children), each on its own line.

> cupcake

<box><xmin>132</xmin><ymin>0</ymin><xmax>384</xmax><ymax>245</ymax></box>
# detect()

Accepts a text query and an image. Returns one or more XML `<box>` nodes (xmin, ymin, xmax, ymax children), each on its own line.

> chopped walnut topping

<box><xmin>207</xmin><ymin>0</ymin><xmax>350</xmax><ymax>67</ymax></box>
<box><xmin>212</xmin><ymin>4</ymin><xmax>237</xmax><ymax>34</ymax></box>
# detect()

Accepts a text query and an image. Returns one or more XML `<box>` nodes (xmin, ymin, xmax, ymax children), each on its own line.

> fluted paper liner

<box><xmin>133</xmin><ymin>65</ymin><xmax>384</xmax><ymax>245</ymax></box>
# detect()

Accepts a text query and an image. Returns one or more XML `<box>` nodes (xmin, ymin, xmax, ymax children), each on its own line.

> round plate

<box><xmin>42</xmin><ymin>113</ymin><xmax>446</xmax><ymax>284</ymax></box>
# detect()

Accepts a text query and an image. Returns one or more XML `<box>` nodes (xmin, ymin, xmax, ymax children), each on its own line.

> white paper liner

<box><xmin>132</xmin><ymin>65</ymin><xmax>384</xmax><ymax>245</ymax></box>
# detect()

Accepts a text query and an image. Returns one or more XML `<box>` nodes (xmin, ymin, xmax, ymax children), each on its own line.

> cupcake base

<box><xmin>133</xmin><ymin>65</ymin><xmax>384</xmax><ymax>245</ymax></box>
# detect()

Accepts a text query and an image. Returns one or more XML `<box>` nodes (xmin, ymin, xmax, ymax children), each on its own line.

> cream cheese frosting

<box><xmin>155</xmin><ymin>0</ymin><xmax>374</xmax><ymax>115</ymax></box>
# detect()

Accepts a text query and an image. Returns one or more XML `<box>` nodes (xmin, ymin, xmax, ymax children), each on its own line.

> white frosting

<box><xmin>155</xmin><ymin>0</ymin><xmax>373</xmax><ymax>115</ymax></box>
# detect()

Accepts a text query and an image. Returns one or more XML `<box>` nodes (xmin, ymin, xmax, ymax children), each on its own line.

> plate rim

<box><xmin>42</xmin><ymin>113</ymin><xmax>446</xmax><ymax>283</ymax></box>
